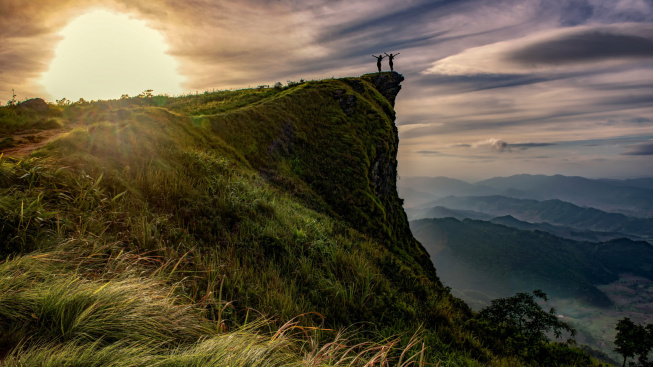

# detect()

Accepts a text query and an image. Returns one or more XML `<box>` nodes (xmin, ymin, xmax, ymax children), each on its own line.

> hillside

<box><xmin>0</xmin><ymin>74</ymin><xmax>599</xmax><ymax>366</ymax></box>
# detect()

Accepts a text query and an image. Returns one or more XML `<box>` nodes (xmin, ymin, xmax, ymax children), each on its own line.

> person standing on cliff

<box><xmin>384</xmin><ymin>52</ymin><xmax>400</xmax><ymax>72</ymax></box>
<box><xmin>372</xmin><ymin>54</ymin><xmax>385</xmax><ymax>72</ymax></box>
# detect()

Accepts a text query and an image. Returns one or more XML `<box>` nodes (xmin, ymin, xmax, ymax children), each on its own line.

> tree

<box><xmin>5</xmin><ymin>89</ymin><xmax>17</xmax><ymax>106</ymax></box>
<box><xmin>56</xmin><ymin>97</ymin><xmax>71</xmax><ymax>106</ymax></box>
<box><xmin>138</xmin><ymin>89</ymin><xmax>154</xmax><ymax>98</ymax></box>
<box><xmin>614</xmin><ymin>317</ymin><xmax>653</xmax><ymax>367</ymax></box>
<box><xmin>478</xmin><ymin>289</ymin><xmax>576</xmax><ymax>343</ymax></box>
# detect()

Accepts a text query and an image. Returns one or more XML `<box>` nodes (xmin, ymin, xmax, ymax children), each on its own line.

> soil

<box><xmin>0</xmin><ymin>127</ymin><xmax>66</xmax><ymax>157</ymax></box>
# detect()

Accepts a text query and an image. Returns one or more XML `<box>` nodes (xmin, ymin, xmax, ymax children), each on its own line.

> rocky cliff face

<box><xmin>362</xmin><ymin>72</ymin><xmax>437</xmax><ymax>279</ymax></box>
<box><xmin>364</xmin><ymin>72</ymin><xmax>404</xmax><ymax>108</ymax></box>
<box><xmin>207</xmin><ymin>72</ymin><xmax>439</xmax><ymax>282</ymax></box>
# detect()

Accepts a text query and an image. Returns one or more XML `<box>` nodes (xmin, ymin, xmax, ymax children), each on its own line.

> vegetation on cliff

<box><xmin>0</xmin><ymin>74</ymin><xmax>599</xmax><ymax>365</ymax></box>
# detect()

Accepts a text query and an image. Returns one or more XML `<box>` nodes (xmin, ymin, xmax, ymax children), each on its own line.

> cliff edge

<box><xmin>204</xmin><ymin>71</ymin><xmax>437</xmax><ymax>281</ymax></box>
<box><xmin>1</xmin><ymin>74</ymin><xmax>562</xmax><ymax>365</ymax></box>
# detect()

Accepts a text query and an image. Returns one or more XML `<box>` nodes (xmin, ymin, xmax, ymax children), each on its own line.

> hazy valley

<box><xmin>401</xmin><ymin>175</ymin><xmax>653</xmax><ymax>362</ymax></box>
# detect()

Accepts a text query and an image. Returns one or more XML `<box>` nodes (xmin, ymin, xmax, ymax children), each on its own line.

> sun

<box><xmin>42</xmin><ymin>9</ymin><xmax>184</xmax><ymax>102</ymax></box>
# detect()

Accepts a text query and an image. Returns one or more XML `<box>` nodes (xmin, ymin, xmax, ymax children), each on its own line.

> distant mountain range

<box><xmin>399</xmin><ymin>174</ymin><xmax>653</xmax><ymax>217</ymax></box>
<box><xmin>410</xmin><ymin>217</ymin><xmax>653</xmax><ymax>309</ymax></box>
<box><xmin>489</xmin><ymin>215</ymin><xmax>647</xmax><ymax>243</ymax></box>
<box><xmin>409</xmin><ymin>195</ymin><xmax>653</xmax><ymax>242</ymax></box>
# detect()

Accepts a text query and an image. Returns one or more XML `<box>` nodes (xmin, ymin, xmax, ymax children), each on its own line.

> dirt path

<box><xmin>0</xmin><ymin>127</ymin><xmax>67</xmax><ymax>158</ymax></box>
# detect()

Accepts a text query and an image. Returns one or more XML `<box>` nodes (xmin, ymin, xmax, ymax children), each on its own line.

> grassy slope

<box><xmin>0</xmin><ymin>75</ymin><xmax>595</xmax><ymax>365</ymax></box>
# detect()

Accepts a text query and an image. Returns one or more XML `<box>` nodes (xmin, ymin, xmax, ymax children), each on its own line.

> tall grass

<box><xmin>0</xmin><ymin>246</ymin><xmax>432</xmax><ymax>366</ymax></box>
<box><xmin>0</xmin><ymin>77</ymin><xmax>602</xmax><ymax>365</ymax></box>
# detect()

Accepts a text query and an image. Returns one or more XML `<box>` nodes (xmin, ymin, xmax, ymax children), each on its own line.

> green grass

<box><xmin>0</xmin><ymin>75</ymin><xmax>601</xmax><ymax>366</ymax></box>
<box><xmin>0</xmin><ymin>103</ymin><xmax>64</xmax><ymax>137</ymax></box>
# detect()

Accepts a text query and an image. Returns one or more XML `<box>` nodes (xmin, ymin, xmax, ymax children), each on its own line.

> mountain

<box><xmin>400</xmin><ymin>174</ymin><xmax>653</xmax><ymax>217</ymax></box>
<box><xmin>411</xmin><ymin>217</ymin><xmax>653</xmax><ymax>363</ymax></box>
<box><xmin>489</xmin><ymin>215</ymin><xmax>644</xmax><ymax>243</ymax></box>
<box><xmin>2</xmin><ymin>73</ymin><xmax>602</xmax><ymax>365</ymax></box>
<box><xmin>396</xmin><ymin>186</ymin><xmax>438</xmax><ymax>208</ymax></box>
<box><xmin>406</xmin><ymin>205</ymin><xmax>494</xmax><ymax>221</ymax></box>
<box><xmin>398</xmin><ymin>176</ymin><xmax>474</xmax><ymax>199</ymax></box>
<box><xmin>410</xmin><ymin>218</ymin><xmax>653</xmax><ymax>308</ymax></box>
<box><xmin>427</xmin><ymin>195</ymin><xmax>653</xmax><ymax>242</ymax></box>
<box><xmin>476</xmin><ymin>174</ymin><xmax>653</xmax><ymax>217</ymax></box>
<box><xmin>398</xmin><ymin>176</ymin><xmax>503</xmax><ymax>208</ymax></box>
<box><xmin>597</xmin><ymin>177</ymin><xmax>653</xmax><ymax>190</ymax></box>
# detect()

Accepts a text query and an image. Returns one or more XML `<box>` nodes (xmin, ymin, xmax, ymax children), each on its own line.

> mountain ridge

<box><xmin>400</xmin><ymin>174</ymin><xmax>653</xmax><ymax>217</ymax></box>
<box><xmin>423</xmin><ymin>195</ymin><xmax>653</xmax><ymax>241</ymax></box>
<box><xmin>0</xmin><ymin>73</ymin><xmax>601</xmax><ymax>365</ymax></box>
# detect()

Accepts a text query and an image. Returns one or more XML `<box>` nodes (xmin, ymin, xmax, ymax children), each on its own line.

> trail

<box><xmin>0</xmin><ymin>128</ymin><xmax>68</xmax><ymax>158</ymax></box>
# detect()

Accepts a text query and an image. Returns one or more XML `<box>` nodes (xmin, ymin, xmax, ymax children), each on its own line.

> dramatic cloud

<box><xmin>424</xmin><ymin>23</ymin><xmax>653</xmax><ymax>76</ymax></box>
<box><xmin>1</xmin><ymin>0</ymin><xmax>652</xmax><ymax>179</ymax></box>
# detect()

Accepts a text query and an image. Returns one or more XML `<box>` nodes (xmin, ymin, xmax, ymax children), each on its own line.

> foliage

<box><xmin>138</xmin><ymin>89</ymin><xmax>154</xmax><ymax>98</ymax></box>
<box><xmin>614</xmin><ymin>317</ymin><xmax>653</xmax><ymax>367</ymax></box>
<box><xmin>56</xmin><ymin>97</ymin><xmax>71</xmax><ymax>106</ymax></box>
<box><xmin>0</xmin><ymin>74</ymin><xmax>600</xmax><ymax>366</ymax></box>
<box><xmin>5</xmin><ymin>89</ymin><xmax>17</xmax><ymax>107</ymax></box>
<box><xmin>472</xmin><ymin>290</ymin><xmax>584</xmax><ymax>365</ymax></box>
<box><xmin>479</xmin><ymin>290</ymin><xmax>576</xmax><ymax>341</ymax></box>
<box><xmin>0</xmin><ymin>101</ymin><xmax>64</xmax><ymax>137</ymax></box>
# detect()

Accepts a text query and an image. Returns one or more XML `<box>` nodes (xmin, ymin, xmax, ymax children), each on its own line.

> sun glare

<box><xmin>42</xmin><ymin>9</ymin><xmax>184</xmax><ymax>102</ymax></box>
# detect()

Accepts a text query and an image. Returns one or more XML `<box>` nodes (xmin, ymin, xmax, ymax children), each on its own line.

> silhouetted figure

<box><xmin>384</xmin><ymin>52</ymin><xmax>400</xmax><ymax>71</ymax></box>
<box><xmin>372</xmin><ymin>54</ymin><xmax>385</xmax><ymax>72</ymax></box>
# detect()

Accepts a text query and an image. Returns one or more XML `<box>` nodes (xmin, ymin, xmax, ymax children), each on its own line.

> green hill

<box><xmin>0</xmin><ymin>74</ymin><xmax>596</xmax><ymax>365</ymax></box>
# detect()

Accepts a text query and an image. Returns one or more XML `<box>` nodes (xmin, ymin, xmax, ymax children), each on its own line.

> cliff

<box><xmin>197</xmin><ymin>71</ymin><xmax>437</xmax><ymax>281</ymax></box>
<box><xmin>0</xmin><ymin>74</ymin><xmax>595</xmax><ymax>365</ymax></box>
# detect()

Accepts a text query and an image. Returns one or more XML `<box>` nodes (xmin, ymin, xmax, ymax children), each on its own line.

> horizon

<box><xmin>2</xmin><ymin>0</ymin><xmax>652</xmax><ymax>180</ymax></box>
<box><xmin>400</xmin><ymin>173</ymin><xmax>653</xmax><ymax>184</ymax></box>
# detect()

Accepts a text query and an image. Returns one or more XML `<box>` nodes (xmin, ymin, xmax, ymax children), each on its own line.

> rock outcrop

<box><xmin>363</xmin><ymin>72</ymin><xmax>404</xmax><ymax>107</ymax></box>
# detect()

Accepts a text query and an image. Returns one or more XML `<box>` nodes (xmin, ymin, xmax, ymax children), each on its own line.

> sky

<box><xmin>1</xmin><ymin>0</ymin><xmax>652</xmax><ymax>181</ymax></box>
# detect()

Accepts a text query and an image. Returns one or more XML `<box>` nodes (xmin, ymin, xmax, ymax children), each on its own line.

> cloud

<box><xmin>467</xmin><ymin>139</ymin><xmax>555</xmax><ymax>153</ymax></box>
<box><xmin>507</xmin><ymin>29</ymin><xmax>653</xmax><ymax>65</ymax></box>
<box><xmin>423</xmin><ymin>23</ymin><xmax>653</xmax><ymax>76</ymax></box>
<box><xmin>472</xmin><ymin>138</ymin><xmax>511</xmax><ymax>152</ymax></box>
<box><xmin>511</xmin><ymin>142</ymin><xmax>556</xmax><ymax>149</ymax></box>
<box><xmin>448</xmin><ymin>143</ymin><xmax>471</xmax><ymax>148</ymax></box>
<box><xmin>415</xmin><ymin>150</ymin><xmax>441</xmax><ymax>156</ymax></box>
<box><xmin>622</xmin><ymin>142</ymin><xmax>653</xmax><ymax>155</ymax></box>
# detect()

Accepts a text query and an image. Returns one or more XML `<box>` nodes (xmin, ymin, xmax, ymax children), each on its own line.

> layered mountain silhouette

<box><xmin>400</xmin><ymin>174</ymin><xmax>653</xmax><ymax>217</ymax></box>
<box><xmin>410</xmin><ymin>195</ymin><xmax>653</xmax><ymax>242</ymax></box>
